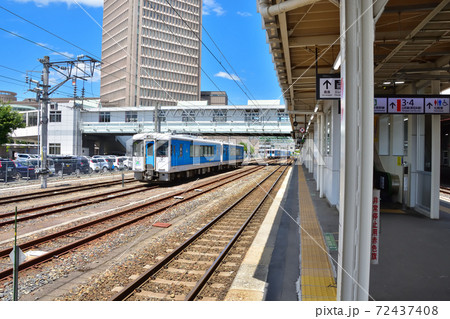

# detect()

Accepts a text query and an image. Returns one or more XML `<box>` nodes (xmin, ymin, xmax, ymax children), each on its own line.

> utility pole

<box><xmin>40</xmin><ymin>56</ymin><xmax>50</xmax><ymax>189</ymax></box>
<box><xmin>27</xmin><ymin>55</ymin><xmax>100</xmax><ymax>189</ymax></box>
<box><xmin>155</xmin><ymin>104</ymin><xmax>161</xmax><ymax>133</ymax></box>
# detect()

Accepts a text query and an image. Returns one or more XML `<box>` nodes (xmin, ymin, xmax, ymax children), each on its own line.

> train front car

<box><xmin>132</xmin><ymin>133</ymin><xmax>170</xmax><ymax>182</ymax></box>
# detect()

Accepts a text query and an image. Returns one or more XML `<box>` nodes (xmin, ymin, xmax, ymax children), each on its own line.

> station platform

<box><xmin>226</xmin><ymin>164</ymin><xmax>450</xmax><ymax>301</ymax></box>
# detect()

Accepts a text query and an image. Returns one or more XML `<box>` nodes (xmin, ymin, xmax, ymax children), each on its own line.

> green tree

<box><xmin>0</xmin><ymin>103</ymin><xmax>26</xmax><ymax>145</ymax></box>
<box><xmin>239</xmin><ymin>142</ymin><xmax>255</xmax><ymax>155</ymax></box>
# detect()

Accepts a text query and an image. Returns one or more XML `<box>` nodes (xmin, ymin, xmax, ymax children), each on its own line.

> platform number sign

<box><xmin>388</xmin><ymin>97</ymin><xmax>424</xmax><ymax>114</ymax></box>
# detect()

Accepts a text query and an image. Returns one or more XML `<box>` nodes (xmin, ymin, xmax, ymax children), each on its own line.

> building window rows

<box><xmin>49</xmin><ymin>110</ymin><xmax>62</xmax><ymax>122</ymax></box>
<box><xmin>99</xmin><ymin>112</ymin><xmax>111</xmax><ymax>123</ymax></box>
<box><xmin>49</xmin><ymin>143</ymin><xmax>61</xmax><ymax>155</ymax></box>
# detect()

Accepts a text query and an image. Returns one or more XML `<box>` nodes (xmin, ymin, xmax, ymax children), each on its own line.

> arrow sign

<box><xmin>317</xmin><ymin>74</ymin><xmax>340</xmax><ymax>99</ymax></box>
<box><xmin>425</xmin><ymin>97</ymin><xmax>450</xmax><ymax>113</ymax></box>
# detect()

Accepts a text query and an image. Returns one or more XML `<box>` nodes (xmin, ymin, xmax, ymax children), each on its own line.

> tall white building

<box><xmin>100</xmin><ymin>0</ymin><xmax>202</xmax><ymax>107</ymax></box>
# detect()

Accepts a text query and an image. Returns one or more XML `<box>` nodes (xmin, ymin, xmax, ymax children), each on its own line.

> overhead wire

<box><xmin>161</xmin><ymin>0</ymin><xmax>262</xmax><ymax>109</ymax></box>
<box><xmin>73</xmin><ymin>0</ymin><xmax>205</xmax><ymax>109</ymax></box>
<box><xmin>1</xmin><ymin>2</ymin><xmax>282</xmax><ymax>128</ymax></box>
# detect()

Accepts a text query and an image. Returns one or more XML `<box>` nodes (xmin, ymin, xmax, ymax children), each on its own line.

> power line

<box><xmin>0</xmin><ymin>5</ymin><xmax>101</xmax><ymax>61</ymax></box>
<box><xmin>145</xmin><ymin>1</ymin><xmax>236</xmax><ymax>106</ymax></box>
<box><xmin>162</xmin><ymin>0</ymin><xmax>260</xmax><ymax>108</ymax></box>
<box><xmin>0</xmin><ymin>27</ymin><xmax>74</xmax><ymax>60</ymax></box>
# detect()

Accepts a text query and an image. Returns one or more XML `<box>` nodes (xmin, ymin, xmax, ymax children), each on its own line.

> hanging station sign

<box><xmin>374</xmin><ymin>95</ymin><xmax>450</xmax><ymax>114</ymax></box>
<box><xmin>316</xmin><ymin>74</ymin><xmax>341</xmax><ymax>100</ymax></box>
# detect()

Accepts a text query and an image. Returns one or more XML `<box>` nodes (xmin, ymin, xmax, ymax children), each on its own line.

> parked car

<box><xmin>0</xmin><ymin>159</ymin><xmax>17</xmax><ymax>181</ymax></box>
<box><xmin>118</xmin><ymin>156</ymin><xmax>132</xmax><ymax>170</ymax></box>
<box><xmin>96</xmin><ymin>158</ymin><xmax>110</xmax><ymax>172</ymax></box>
<box><xmin>112</xmin><ymin>156</ymin><xmax>125</xmax><ymax>170</ymax></box>
<box><xmin>15</xmin><ymin>153</ymin><xmax>34</xmax><ymax>160</ymax></box>
<box><xmin>87</xmin><ymin>158</ymin><xmax>101</xmax><ymax>173</ymax></box>
<box><xmin>49</xmin><ymin>156</ymin><xmax>75</xmax><ymax>176</ymax></box>
<box><xmin>13</xmin><ymin>160</ymin><xmax>37</xmax><ymax>179</ymax></box>
<box><xmin>26</xmin><ymin>159</ymin><xmax>56</xmax><ymax>176</ymax></box>
<box><xmin>71</xmin><ymin>156</ymin><xmax>90</xmax><ymax>174</ymax></box>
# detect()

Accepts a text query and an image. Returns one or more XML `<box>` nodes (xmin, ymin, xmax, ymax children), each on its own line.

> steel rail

<box><xmin>0</xmin><ymin>185</ymin><xmax>154</xmax><ymax>227</ymax></box>
<box><xmin>0</xmin><ymin>178</ymin><xmax>135</xmax><ymax>204</ymax></box>
<box><xmin>0</xmin><ymin>166</ymin><xmax>263</xmax><ymax>280</ymax></box>
<box><xmin>185</xmin><ymin>164</ymin><xmax>289</xmax><ymax>300</ymax></box>
<box><xmin>440</xmin><ymin>186</ymin><xmax>450</xmax><ymax>195</ymax></box>
<box><xmin>110</xmin><ymin>165</ymin><xmax>287</xmax><ymax>301</ymax></box>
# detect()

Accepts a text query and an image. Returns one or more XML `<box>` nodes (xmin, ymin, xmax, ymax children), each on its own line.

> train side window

<box><xmin>133</xmin><ymin>141</ymin><xmax>144</xmax><ymax>157</ymax></box>
<box><xmin>179</xmin><ymin>144</ymin><xmax>183</xmax><ymax>157</ymax></box>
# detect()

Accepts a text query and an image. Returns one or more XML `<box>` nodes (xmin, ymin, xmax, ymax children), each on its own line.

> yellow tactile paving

<box><xmin>298</xmin><ymin>167</ymin><xmax>337</xmax><ymax>301</ymax></box>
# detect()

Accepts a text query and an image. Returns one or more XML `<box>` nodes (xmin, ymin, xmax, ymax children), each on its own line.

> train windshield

<box><xmin>133</xmin><ymin>141</ymin><xmax>144</xmax><ymax>157</ymax></box>
<box><xmin>156</xmin><ymin>141</ymin><xmax>169</xmax><ymax>157</ymax></box>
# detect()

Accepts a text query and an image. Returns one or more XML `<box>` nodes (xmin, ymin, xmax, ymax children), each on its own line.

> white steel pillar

<box><xmin>430</xmin><ymin>80</ymin><xmax>441</xmax><ymax>219</ymax></box>
<box><xmin>430</xmin><ymin>115</ymin><xmax>440</xmax><ymax>219</ymax></box>
<box><xmin>337</xmin><ymin>0</ymin><xmax>374</xmax><ymax>301</ymax></box>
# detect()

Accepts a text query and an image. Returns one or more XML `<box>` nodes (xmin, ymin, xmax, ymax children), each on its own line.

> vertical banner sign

<box><xmin>371</xmin><ymin>189</ymin><xmax>381</xmax><ymax>264</ymax></box>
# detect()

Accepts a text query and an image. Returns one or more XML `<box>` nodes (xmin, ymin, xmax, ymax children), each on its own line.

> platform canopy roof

<box><xmin>258</xmin><ymin>0</ymin><xmax>450</xmax><ymax>127</ymax></box>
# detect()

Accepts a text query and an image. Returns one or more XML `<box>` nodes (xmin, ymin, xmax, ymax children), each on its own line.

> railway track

<box><xmin>0</xmin><ymin>166</ymin><xmax>265</xmax><ymax>281</ymax></box>
<box><xmin>110</xmin><ymin>165</ymin><xmax>288</xmax><ymax>301</ymax></box>
<box><xmin>0</xmin><ymin>178</ymin><xmax>136</xmax><ymax>205</ymax></box>
<box><xmin>440</xmin><ymin>186</ymin><xmax>450</xmax><ymax>195</ymax></box>
<box><xmin>0</xmin><ymin>184</ymin><xmax>156</xmax><ymax>228</ymax></box>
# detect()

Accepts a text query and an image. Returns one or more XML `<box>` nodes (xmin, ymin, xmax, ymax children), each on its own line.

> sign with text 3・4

<box><xmin>388</xmin><ymin>97</ymin><xmax>424</xmax><ymax>113</ymax></box>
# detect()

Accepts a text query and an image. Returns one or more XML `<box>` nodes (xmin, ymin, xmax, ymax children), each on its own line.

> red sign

<box><xmin>371</xmin><ymin>189</ymin><xmax>381</xmax><ymax>264</ymax></box>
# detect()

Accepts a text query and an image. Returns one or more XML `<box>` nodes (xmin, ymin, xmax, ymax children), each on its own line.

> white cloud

<box><xmin>203</xmin><ymin>0</ymin><xmax>225</xmax><ymax>16</ymax></box>
<box><xmin>12</xmin><ymin>0</ymin><xmax>103</xmax><ymax>7</ymax></box>
<box><xmin>51</xmin><ymin>51</ymin><xmax>75</xmax><ymax>59</ymax></box>
<box><xmin>237</xmin><ymin>11</ymin><xmax>252</xmax><ymax>17</ymax></box>
<box><xmin>215</xmin><ymin>71</ymin><xmax>240</xmax><ymax>82</ymax></box>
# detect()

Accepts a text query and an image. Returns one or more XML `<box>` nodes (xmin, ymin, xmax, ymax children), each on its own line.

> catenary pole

<box><xmin>39</xmin><ymin>56</ymin><xmax>50</xmax><ymax>189</ymax></box>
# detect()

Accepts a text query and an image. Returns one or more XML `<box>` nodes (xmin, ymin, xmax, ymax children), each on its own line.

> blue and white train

<box><xmin>132</xmin><ymin>133</ymin><xmax>245</xmax><ymax>182</ymax></box>
<box><xmin>264</xmin><ymin>148</ymin><xmax>291</xmax><ymax>159</ymax></box>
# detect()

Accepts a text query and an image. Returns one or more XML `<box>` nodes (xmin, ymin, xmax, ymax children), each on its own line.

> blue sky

<box><xmin>0</xmin><ymin>0</ymin><xmax>284</xmax><ymax>106</ymax></box>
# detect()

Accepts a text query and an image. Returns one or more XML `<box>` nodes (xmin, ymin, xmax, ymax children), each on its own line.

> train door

<box><xmin>146</xmin><ymin>141</ymin><xmax>155</xmax><ymax>169</ymax></box>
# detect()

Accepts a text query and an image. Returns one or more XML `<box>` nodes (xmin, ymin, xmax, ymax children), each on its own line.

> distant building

<box><xmin>0</xmin><ymin>90</ymin><xmax>17</xmax><ymax>103</ymax></box>
<box><xmin>12</xmin><ymin>99</ymin><xmax>291</xmax><ymax>156</ymax></box>
<box><xmin>201</xmin><ymin>91</ymin><xmax>228</xmax><ymax>105</ymax></box>
<box><xmin>100</xmin><ymin>0</ymin><xmax>202</xmax><ymax>107</ymax></box>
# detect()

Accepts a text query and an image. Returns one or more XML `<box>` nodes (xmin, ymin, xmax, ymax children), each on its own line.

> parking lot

<box><xmin>0</xmin><ymin>154</ymin><xmax>132</xmax><ymax>183</ymax></box>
